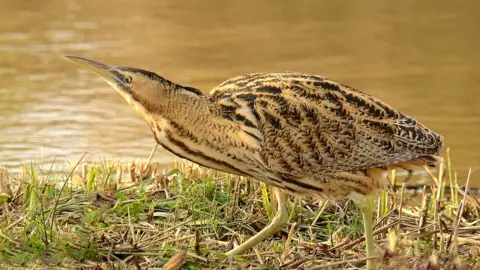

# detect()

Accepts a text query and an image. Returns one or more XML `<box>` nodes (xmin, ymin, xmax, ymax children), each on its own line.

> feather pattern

<box><xmin>206</xmin><ymin>72</ymin><xmax>443</xmax><ymax>198</ymax></box>
<box><xmin>78</xmin><ymin>62</ymin><xmax>444</xmax><ymax>199</ymax></box>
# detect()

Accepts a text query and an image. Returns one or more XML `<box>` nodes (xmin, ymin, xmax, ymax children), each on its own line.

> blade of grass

<box><xmin>260</xmin><ymin>183</ymin><xmax>273</xmax><ymax>221</ymax></box>
<box><xmin>447</xmin><ymin>148</ymin><xmax>455</xmax><ymax>213</ymax></box>
<box><xmin>49</xmin><ymin>152</ymin><xmax>87</xmax><ymax>242</ymax></box>
<box><xmin>451</xmin><ymin>168</ymin><xmax>472</xmax><ymax>254</ymax></box>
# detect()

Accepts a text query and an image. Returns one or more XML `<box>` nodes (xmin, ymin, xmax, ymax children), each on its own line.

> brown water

<box><xmin>1</xmin><ymin>1</ymin><xmax>479</xmax><ymax>185</ymax></box>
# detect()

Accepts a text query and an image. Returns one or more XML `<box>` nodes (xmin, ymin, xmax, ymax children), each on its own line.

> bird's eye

<box><xmin>124</xmin><ymin>76</ymin><xmax>132</xmax><ymax>84</ymax></box>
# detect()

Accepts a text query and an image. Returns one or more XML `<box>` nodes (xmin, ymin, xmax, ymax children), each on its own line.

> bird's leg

<box><xmin>226</xmin><ymin>187</ymin><xmax>288</xmax><ymax>257</ymax></box>
<box><xmin>351</xmin><ymin>194</ymin><xmax>377</xmax><ymax>270</ymax></box>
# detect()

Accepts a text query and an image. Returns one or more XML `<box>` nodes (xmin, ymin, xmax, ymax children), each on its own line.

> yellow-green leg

<box><xmin>352</xmin><ymin>194</ymin><xmax>377</xmax><ymax>270</ymax></box>
<box><xmin>226</xmin><ymin>188</ymin><xmax>288</xmax><ymax>256</ymax></box>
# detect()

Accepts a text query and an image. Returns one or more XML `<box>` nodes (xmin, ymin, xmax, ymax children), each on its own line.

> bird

<box><xmin>64</xmin><ymin>56</ymin><xmax>444</xmax><ymax>269</ymax></box>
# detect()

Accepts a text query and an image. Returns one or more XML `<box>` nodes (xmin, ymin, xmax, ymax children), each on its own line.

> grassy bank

<box><xmin>0</xmin><ymin>150</ymin><xmax>479</xmax><ymax>269</ymax></box>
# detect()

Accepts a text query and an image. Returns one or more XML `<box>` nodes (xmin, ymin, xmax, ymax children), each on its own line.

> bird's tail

<box><xmin>387</xmin><ymin>155</ymin><xmax>444</xmax><ymax>171</ymax></box>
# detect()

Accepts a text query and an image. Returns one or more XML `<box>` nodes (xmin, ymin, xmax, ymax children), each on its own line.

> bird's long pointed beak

<box><xmin>63</xmin><ymin>55</ymin><xmax>121</xmax><ymax>86</ymax></box>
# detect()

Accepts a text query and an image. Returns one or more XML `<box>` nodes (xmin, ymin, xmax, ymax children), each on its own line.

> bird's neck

<box><xmin>141</xmin><ymin>85</ymin><xmax>264</xmax><ymax>178</ymax></box>
<box><xmin>142</xmin><ymin>88</ymin><xmax>250</xmax><ymax>175</ymax></box>
<box><xmin>137</xmin><ymin>85</ymin><xmax>219</xmax><ymax>135</ymax></box>
<box><xmin>164</xmin><ymin>90</ymin><xmax>213</xmax><ymax>127</ymax></box>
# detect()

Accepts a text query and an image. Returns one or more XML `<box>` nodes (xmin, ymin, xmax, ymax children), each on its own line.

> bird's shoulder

<box><xmin>208</xmin><ymin>72</ymin><xmax>402</xmax><ymax>123</ymax></box>
<box><xmin>209</xmin><ymin>72</ymin><xmax>326</xmax><ymax>99</ymax></box>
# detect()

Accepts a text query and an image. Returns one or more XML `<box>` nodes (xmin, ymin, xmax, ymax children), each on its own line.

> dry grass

<box><xmin>0</xmin><ymin>149</ymin><xmax>479</xmax><ymax>269</ymax></box>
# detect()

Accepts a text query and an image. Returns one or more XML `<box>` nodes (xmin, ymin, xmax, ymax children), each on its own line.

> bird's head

<box><xmin>64</xmin><ymin>56</ymin><xmax>202</xmax><ymax>117</ymax></box>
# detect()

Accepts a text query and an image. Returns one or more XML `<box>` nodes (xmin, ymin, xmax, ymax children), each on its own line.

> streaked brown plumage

<box><xmin>64</xmin><ymin>56</ymin><xmax>444</xmax><ymax>268</ymax></box>
<box><xmin>209</xmin><ymin>72</ymin><xmax>443</xmax><ymax>199</ymax></box>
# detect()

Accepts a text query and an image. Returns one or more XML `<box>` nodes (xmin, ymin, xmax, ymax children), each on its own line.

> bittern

<box><xmin>64</xmin><ymin>56</ymin><xmax>444</xmax><ymax>269</ymax></box>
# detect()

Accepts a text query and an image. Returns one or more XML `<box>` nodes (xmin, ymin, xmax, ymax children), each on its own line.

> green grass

<box><xmin>0</xmin><ymin>149</ymin><xmax>479</xmax><ymax>269</ymax></box>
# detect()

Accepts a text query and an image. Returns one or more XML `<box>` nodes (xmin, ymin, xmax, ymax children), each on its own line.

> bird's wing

<box><xmin>210</xmin><ymin>72</ymin><xmax>443</xmax><ymax>173</ymax></box>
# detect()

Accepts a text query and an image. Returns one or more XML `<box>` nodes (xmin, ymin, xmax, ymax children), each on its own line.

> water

<box><xmin>1</xmin><ymin>1</ymin><xmax>479</xmax><ymax>185</ymax></box>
